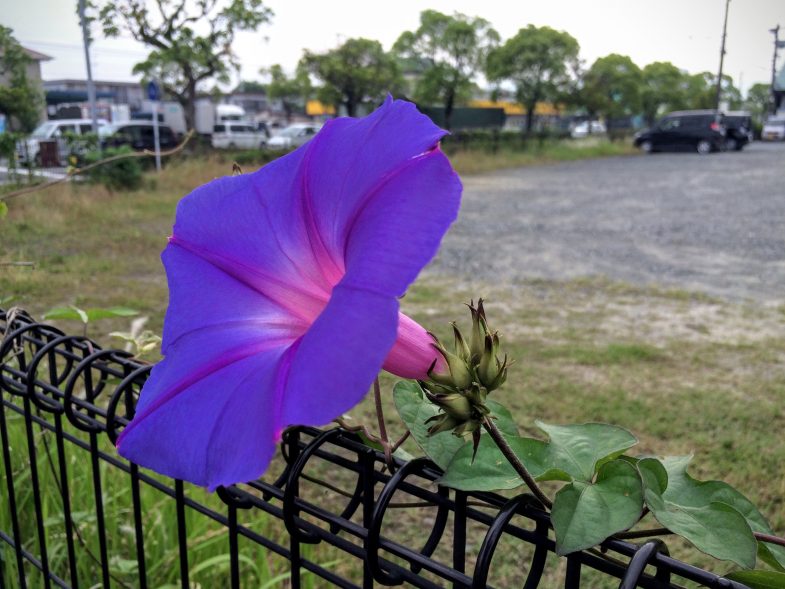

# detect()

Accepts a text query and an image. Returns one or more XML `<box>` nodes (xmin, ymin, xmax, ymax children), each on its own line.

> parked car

<box><xmin>761</xmin><ymin>116</ymin><xmax>785</xmax><ymax>141</ymax></box>
<box><xmin>570</xmin><ymin>120</ymin><xmax>606</xmax><ymax>138</ymax></box>
<box><xmin>211</xmin><ymin>122</ymin><xmax>267</xmax><ymax>149</ymax></box>
<box><xmin>17</xmin><ymin>119</ymin><xmax>107</xmax><ymax>165</ymax></box>
<box><xmin>634</xmin><ymin>110</ymin><xmax>725</xmax><ymax>154</ymax></box>
<box><xmin>266</xmin><ymin>123</ymin><xmax>321</xmax><ymax>149</ymax></box>
<box><xmin>723</xmin><ymin>111</ymin><xmax>752</xmax><ymax>151</ymax></box>
<box><xmin>99</xmin><ymin>121</ymin><xmax>178</xmax><ymax>151</ymax></box>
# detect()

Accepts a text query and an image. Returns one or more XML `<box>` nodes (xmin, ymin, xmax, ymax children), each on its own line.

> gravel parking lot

<box><xmin>430</xmin><ymin>141</ymin><xmax>785</xmax><ymax>303</ymax></box>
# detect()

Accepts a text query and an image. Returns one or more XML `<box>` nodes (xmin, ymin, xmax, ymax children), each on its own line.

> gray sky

<box><xmin>6</xmin><ymin>0</ymin><xmax>785</xmax><ymax>95</ymax></box>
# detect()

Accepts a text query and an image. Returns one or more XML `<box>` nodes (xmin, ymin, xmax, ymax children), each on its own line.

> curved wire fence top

<box><xmin>0</xmin><ymin>308</ymin><xmax>749</xmax><ymax>589</ymax></box>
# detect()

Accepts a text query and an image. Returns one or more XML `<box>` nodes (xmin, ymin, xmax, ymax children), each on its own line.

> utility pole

<box><xmin>770</xmin><ymin>25</ymin><xmax>781</xmax><ymax>114</ymax></box>
<box><xmin>714</xmin><ymin>0</ymin><xmax>731</xmax><ymax>110</ymax></box>
<box><xmin>78</xmin><ymin>0</ymin><xmax>99</xmax><ymax>133</ymax></box>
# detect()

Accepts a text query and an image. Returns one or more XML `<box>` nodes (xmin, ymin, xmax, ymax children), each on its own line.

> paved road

<box><xmin>430</xmin><ymin>142</ymin><xmax>785</xmax><ymax>302</ymax></box>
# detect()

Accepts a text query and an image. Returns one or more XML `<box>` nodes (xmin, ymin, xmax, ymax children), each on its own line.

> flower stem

<box><xmin>373</xmin><ymin>377</ymin><xmax>393</xmax><ymax>467</ymax></box>
<box><xmin>755</xmin><ymin>532</ymin><xmax>785</xmax><ymax>548</ymax></box>
<box><xmin>482</xmin><ymin>416</ymin><xmax>552</xmax><ymax>509</ymax></box>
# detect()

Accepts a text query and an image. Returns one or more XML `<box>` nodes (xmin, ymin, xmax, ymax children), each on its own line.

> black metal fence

<box><xmin>0</xmin><ymin>309</ymin><xmax>749</xmax><ymax>588</ymax></box>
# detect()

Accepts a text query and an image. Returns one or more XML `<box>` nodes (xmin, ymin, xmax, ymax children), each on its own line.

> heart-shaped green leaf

<box><xmin>439</xmin><ymin>421</ymin><xmax>638</xmax><ymax>492</ymax></box>
<box><xmin>638</xmin><ymin>458</ymin><xmax>757</xmax><ymax>568</ymax></box>
<box><xmin>392</xmin><ymin>380</ymin><xmax>517</xmax><ymax>470</ymax></box>
<box><xmin>552</xmin><ymin>459</ymin><xmax>644</xmax><ymax>555</ymax></box>
<box><xmin>725</xmin><ymin>570</ymin><xmax>785</xmax><ymax>589</ymax></box>
<box><xmin>437</xmin><ymin>434</ymin><xmax>543</xmax><ymax>491</ymax></box>
<box><xmin>658</xmin><ymin>456</ymin><xmax>785</xmax><ymax>571</ymax></box>
<box><xmin>0</xmin><ymin>201</ymin><xmax>8</xmax><ymax>219</ymax></box>
<box><xmin>532</xmin><ymin>421</ymin><xmax>638</xmax><ymax>482</ymax></box>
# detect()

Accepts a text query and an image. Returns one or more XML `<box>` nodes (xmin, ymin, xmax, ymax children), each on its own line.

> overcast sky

<box><xmin>6</xmin><ymin>0</ymin><xmax>785</xmax><ymax>95</ymax></box>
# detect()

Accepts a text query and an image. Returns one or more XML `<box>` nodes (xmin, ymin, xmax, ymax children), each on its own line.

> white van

<box><xmin>18</xmin><ymin>119</ymin><xmax>107</xmax><ymax>165</ymax></box>
<box><xmin>762</xmin><ymin>116</ymin><xmax>785</xmax><ymax>141</ymax></box>
<box><xmin>211</xmin><ymin>122</ymin><xmax>267</xmax><ymax>149</ymax></box>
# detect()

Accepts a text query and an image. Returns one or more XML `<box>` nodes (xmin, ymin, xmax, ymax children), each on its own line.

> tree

<box><xmin>393</xmin><ymin>10</ymin><xmax>498</xmax><ymax>130</ymax></box>
<box><xmin>96</xmin><ymin>0</ymin><xmax>273</xmax><ymax>130</ymax></box>
<box><xmin>0</xmin><ymin>26</ymin><xmax>44</xmax><ymax>131</ymax></box>
<box><xmin>263</xmin><ymin>64</ymin><xmax>311</xmax><ymax>122</ymax></box>
<box><xmin>299</xmin><ymin>38</ymin><xmax>401</xmax><ymax>118</ymax></box>
<box><xmin>581</xmin><ymin>54</ymin><xmax>643</xmax><ymax>132</ymax></box>
<box><xmin>683</xmin><ymin>72</ymin><xmax>742</xmax><ymax>110</ymax></box>
<box><xmin>745</xmin><ymin>83</ymin><xmax>770</xmax><ymax>124</ymax></box>
<box><xmin>640</xmin><ymin>61</ymin><xmax>689</xmax><ymax>125</ymax></box>
<box><xmin>485</xmin><ymin>25</ymin><xmax>579</xmax><ymax>134</ymax></box>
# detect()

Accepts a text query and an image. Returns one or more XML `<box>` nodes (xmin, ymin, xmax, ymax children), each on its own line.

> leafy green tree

<box><xmin>640</xmin><ymin>61</ymin><xmax>689</xmax><ymax>125</ymax></box>
<box><xmin>485</xmin><ymin>25</ymin><xmax>579</xmax><ymax>134</ymax></box>
<box><xmin>581</xmin><ymin>54</ymin><xmax>643</xmax><ymax>132</ymax></box>
<box><xmin>0</xmin><ymin>26</ymin><xmax>44</xmax><ymax>131</ymax></box>
<box><xmin>299</xmin><ymin>38</ymin><xmax>401</xmax><ymax>118</ymax></box>
<box><xmin>393</xmin><ymin>10</ymin><xmax>499</xmax><ymax>130</ymax></box>
<box><xmin>262</xmin><ymin>64</ymin><xmax>311</xmax><ymax>122</ymax></box>
<box><xmin>96</xmin><ymin>0</ymin><xmax>273</xmax><ymax>130</ymax></box>
<box><xmin>745</xmin><ymin>82</ymin><xmax>771</xmax><ymax>123</ymax></box>
<box><xmin>683</xmin><ymin>72</ymin><xmax>742</xmax><ymax>110</ymax></box>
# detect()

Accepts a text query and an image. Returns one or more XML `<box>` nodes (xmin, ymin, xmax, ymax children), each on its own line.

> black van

<box><xmin>634</xmin><ymin>110</ymin><xmax>725</xmax><ymax>154</ymax></box>
<box><xmin>723</xmin><ymin>111</ymin><xmax>752</xmax><ymax>151</ymax></box>
<box><xmin>99</xmin><ymin>121</ymin><xmax>178</xmax><ymax>151</ymax></box>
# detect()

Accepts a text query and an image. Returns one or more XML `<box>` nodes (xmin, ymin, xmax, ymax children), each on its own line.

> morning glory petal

<box><xmin>117</xmin><ymin>324</ymin><xmax>290</xmax><ymax>490</ymax></box>
<box><xmin>281</xmin><ymin>283</ymin><xmax>399</xmax><ymax>427</ymax></box>
<box><xmin>301</xmin><ymin>96</ymin><xmax>448</xmax><ymax>258</ymax></box>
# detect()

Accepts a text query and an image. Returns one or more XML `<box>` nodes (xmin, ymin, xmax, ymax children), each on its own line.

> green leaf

<box><xmin>552</xmin><ymin>459</ymin><xmax>644</xmax><ymax>555</ymax></box>
<box><xmin>725</xmin><ymin>570</ymin><xmax>785</xmax><ymax>589</ymax></box>
<box><xmin>439</xmin><ymin>421</ymin><xmax>638</xmax><ymax>492</ymax></box>
<box><xmin>534</xmin><ymin>421</ymin><xmax>638</xmax><ymax>481</ymax></box>
<box><xmin>85</xmin><ymin>307</ymin><xmax>139</xmax><ymax>321</ymax></box>
<box><xmin>659</xmin><ymin>456</ymin><xmax>785</xmax><ymax>571</ymax></box>
<box><xmin>438</xmin><ymin>435</ymin><xmax>535</xmax><ymax>491</ymax></box>
<box><xmin>0</xmin><ymin>201</ymin><xmax>7</xmax><ymax>219</ymax></box>
<box><xmin>392</xmin><ymin>380</ymin><xmax>517</xmax><ymax>470</ymax></box>
<box><xmin>638</xmin><ymin>458</ymin><xmax>757</xmax><ymax>568</ymax></box>
<box><xmin>43</xmin><ymin>305</ymin><xmax>89</xmax><ymax>324</ymax></box>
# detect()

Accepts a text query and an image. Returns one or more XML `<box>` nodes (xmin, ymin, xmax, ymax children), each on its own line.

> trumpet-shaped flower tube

<box><xmin>117</xmin><ymin>98</ymin><xmax>462</xmax><ymax>490</ymax></box>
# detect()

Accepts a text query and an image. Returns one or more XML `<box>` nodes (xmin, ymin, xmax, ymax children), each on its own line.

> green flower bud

<box><xmin>468</xmin><ymin>299</ymin><xmax>488</xmax><ymax>362</ymax></box>
<box><xmin>420</xmin><ymin>298</ymin><xmax>510</xmax><ymax>441</ymax></box>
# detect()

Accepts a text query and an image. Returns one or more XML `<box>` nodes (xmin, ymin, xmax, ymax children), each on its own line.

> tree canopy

<box><xmin>394</xmin><ymin>10</ymin><xmax>498</xmax><ymax>130</ymax></box>
<box><xmin>640</xmin><ymin>61</ymin><xmax>689</xmax><ymax>125</ymax></box>
<box><xmin>0</xmin><ymin>26</ymin><xmax>44</xmax><ymax>132</ymax></box>
<box><xmin>581</xmin><ymin>54</ymin><xmax>643</xmax><ymax>128</ymax></box>
<box><xmin>298</xmin><ymin>38</ymin><xmax>401</xmax><ymax>118</ymax></box>
<box><xmin>486</xmin><ymin>25</ymin><xmax>579</xmax><ymax>133</ymax></box>
<box><xmin>683</xmin><ymin>72</ymin><xmax>742</xmax><ymax>110</ymax></box>
<box><xmin>263</xmin><ymin>64</ymin><xmax>311</xmax><ymax>121</ymax></box>
<box><xmin>96</xmin><ymin>0</ymin><xmax>273</xmax><ymax>129</ymax></box>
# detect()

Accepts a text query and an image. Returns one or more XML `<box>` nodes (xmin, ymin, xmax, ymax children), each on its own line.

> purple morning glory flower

<box><xmin>117</xmin><ymin>97</ymin><xmax>462</xmax><ymax>490</ymax></box>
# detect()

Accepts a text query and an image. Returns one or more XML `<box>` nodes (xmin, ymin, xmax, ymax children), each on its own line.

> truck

<box><xmin>194</xmin><ymin>101</ymin><xmax>249</xmax><ymax>135</ymax></box>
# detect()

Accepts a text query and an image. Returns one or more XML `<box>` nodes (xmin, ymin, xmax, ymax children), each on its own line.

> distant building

<box><xmin>43</xmin><ymin>79</ymin><xmax>145</xmax><ymax>113</ymax></box>
<box><xmin>225</xmin><ymin>82</ymin><xmax>270</xmax><ymax>117</ymax></box>
<box><xmin>0</xmin><ymin>47</ymin><xmax>51</xmax><ymax>125</ymax></box>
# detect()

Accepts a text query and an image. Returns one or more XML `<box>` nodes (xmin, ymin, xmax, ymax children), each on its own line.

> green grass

<box><xmin>2</xmin><ymin>152</ymin><xmax>784</xmax><ymax>587</ymax></box>
<box><xmin>446</xmin><ymin>137</ymin><xmax>638</xmax><ymax>175</ymax></box>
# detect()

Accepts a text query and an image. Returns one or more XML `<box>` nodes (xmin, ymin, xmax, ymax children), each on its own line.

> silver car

<box><xmin>266</xmin><ymin>123</ymin><xmax>322</xmax><ymax>149</ymax></box>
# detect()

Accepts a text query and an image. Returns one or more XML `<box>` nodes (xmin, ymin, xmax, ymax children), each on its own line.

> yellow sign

<box><xmin>469</xmin><ymin>100</ymin><xmax>561</xmax><ymax>116</ymax></box>
<box><xmin>306</xmin><ymin>100</ymin><xmax>336</xmax><ymax>116</ymax></box>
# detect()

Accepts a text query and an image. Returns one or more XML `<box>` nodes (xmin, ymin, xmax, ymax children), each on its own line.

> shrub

<box><xmin>83</xmin><ymin>146</ymin><xmax>143</xmax><ymax>192</ymax></box>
